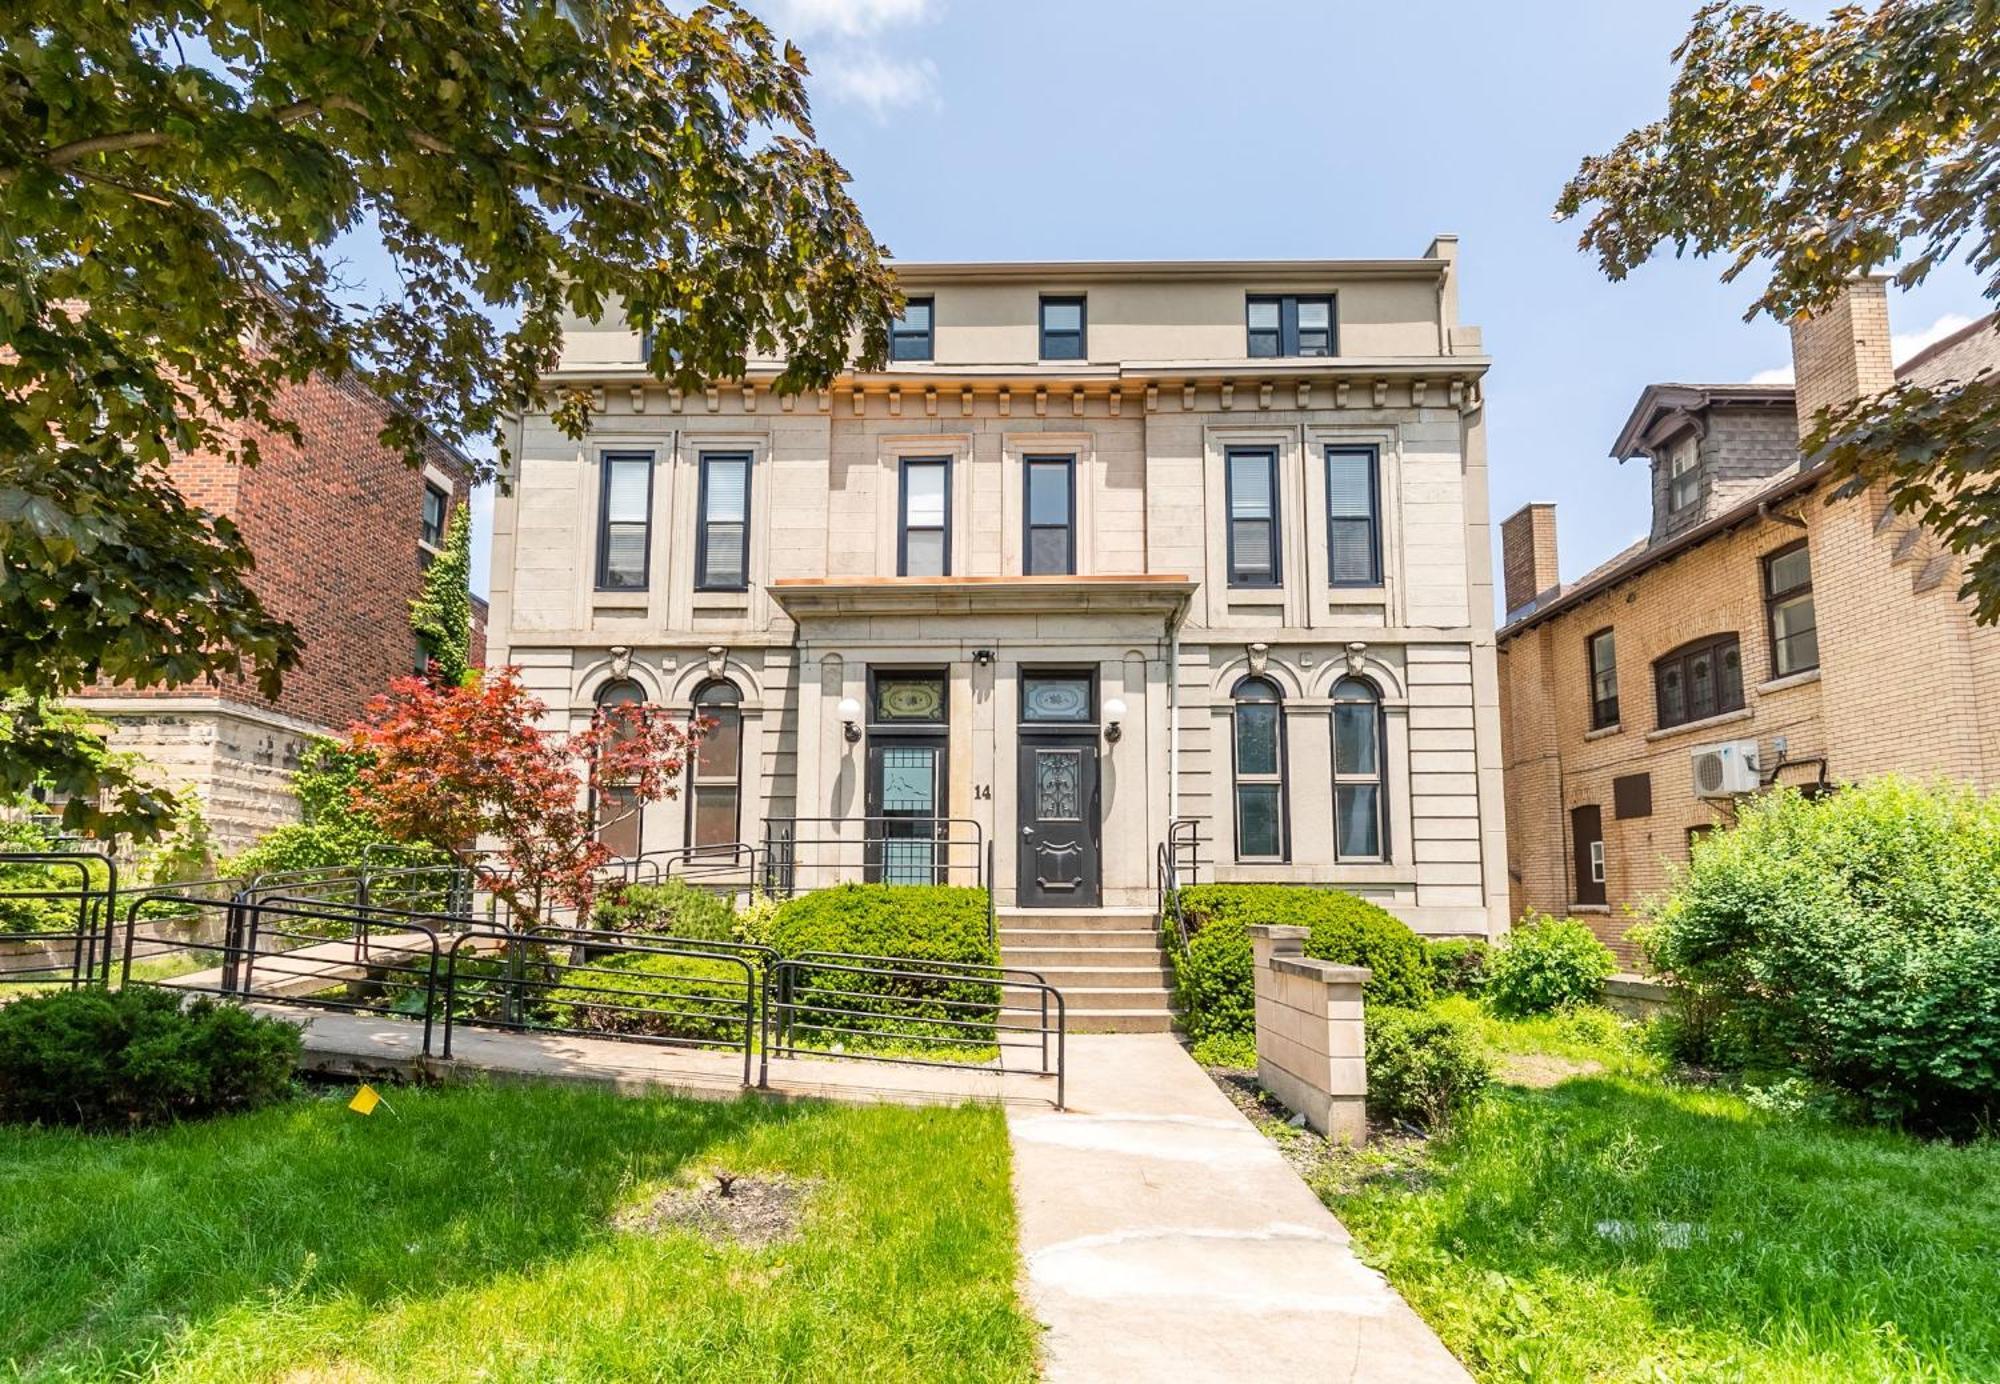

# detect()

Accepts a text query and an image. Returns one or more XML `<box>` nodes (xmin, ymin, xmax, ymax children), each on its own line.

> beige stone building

<box><xmin>488</xmin><ymin>242</ymin><xmax>1509</xmax><ymax>1024</ymax></box>
<box><xmin>1497</xmin><ymin>283</ymin><xmax>2000</xmax><ymax>967</ymax></box>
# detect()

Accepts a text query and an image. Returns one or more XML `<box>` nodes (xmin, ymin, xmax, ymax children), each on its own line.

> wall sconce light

<box><xmin>1103</xmin><ymin>697</ymin><xmax>1128</xmax><ymax>745</ymax></box>
<box><xmin>836</xmin><ymin>696</ymin><xmax>863</xmax><ymax>744</ymax></box>
<box><xmin>972</xmin><ymin>649</ymin><xmax>996</xmax><ymax>667</ymax></box>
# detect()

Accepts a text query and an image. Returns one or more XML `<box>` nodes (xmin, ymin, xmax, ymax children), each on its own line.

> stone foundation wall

<box><xmin>92</xmin><ymin>700</ymin><xmax>324</xmax><ymax>855</ymax></box>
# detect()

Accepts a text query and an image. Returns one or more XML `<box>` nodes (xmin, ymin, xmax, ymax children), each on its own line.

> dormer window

<box><xmin>1667</xmin><ymin>435</ymin><xmax>1701</xmax><ymax>513</ymax></box>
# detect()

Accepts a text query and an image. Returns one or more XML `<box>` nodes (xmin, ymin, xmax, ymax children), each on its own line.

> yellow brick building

<box><xmin>1496</xmin><ymin>283</ymin><xmax>2000</xmax><ymax>967</ymax></box>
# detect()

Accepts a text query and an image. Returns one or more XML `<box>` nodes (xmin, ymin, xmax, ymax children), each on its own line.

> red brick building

<box><xmin>75</xmin><ymin>372</ymin><xmax>476</xmax><ymax>851</ymax></box>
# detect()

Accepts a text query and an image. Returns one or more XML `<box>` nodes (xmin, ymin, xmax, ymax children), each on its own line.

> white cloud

<box><xmin>817</xmin><ymin>52</ymin><xmax>938</xmax><ymax>115</ymax></box>
<box><xmin>766</xmin><ymin>0</ymin><xmax>936</xmax><ymax>38</ymax></box>
<box><xmin>1747</xmin><ymin>310</ymin><xmax>1979</xmax><ymax>385</ymax></box>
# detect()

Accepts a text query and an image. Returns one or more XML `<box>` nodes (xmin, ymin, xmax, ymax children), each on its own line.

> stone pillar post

<box><xmin>1247</xmin><ymin>924</ymin><xmax>1370</xmax><ymax>1143</ymax></box>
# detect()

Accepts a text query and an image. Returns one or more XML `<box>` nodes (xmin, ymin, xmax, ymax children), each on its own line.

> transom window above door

<box><xmin>1021</xmin><ymin>674</ymin><xmax>1094</xmax><ymax>724</ymax></box>
<box><xmin>872</xmin><ymin>673</ymin><xmax>947</xmax><ymax>724</ymax></box>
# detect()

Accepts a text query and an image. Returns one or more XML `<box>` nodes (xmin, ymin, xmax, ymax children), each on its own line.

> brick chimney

<box><xmin>1789</xmin><ymin>277</ymin><xmax>1895</xmax><ymax>438</ymax></box>
<box><xmin>1501</xmin><ymin>502</ymin><xmax>1560</xmax><ymax>617</ymax></box>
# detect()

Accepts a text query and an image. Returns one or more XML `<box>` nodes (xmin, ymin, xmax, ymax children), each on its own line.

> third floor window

<box><xmin>421</xmin><ymin>482</ymin><xmax>448</xmax><ymax>548</ymax></box>
<box><xmin>1039</xmin><ymin>296</ymin><xmax>1086</xmax><ymax>360</ymax></box>
<box><xmin>890</xmin><ymin>297</ymin><xmax>934</xmax><ymax>361</ymax></box>
<box><xmin>1764</xmin><ymin>541</ymin><xmax>1818</xmax><ymax>677</ymax></box>
<box><xmin>1247</xmin><ymin>294</ymin><xmax>1334</xmax><ymax>357</ymax></box>
<box><xmin>1668</xmin><ymin>435</ymin><xmax>1701</xmax><ymax>513</ymax></box>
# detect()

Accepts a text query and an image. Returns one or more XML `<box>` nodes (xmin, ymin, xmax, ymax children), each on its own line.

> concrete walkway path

<box><xmin>1008</xmin><ymin>1034</ymin><xmax>1470</xmax><ymax>1382</ymax></box>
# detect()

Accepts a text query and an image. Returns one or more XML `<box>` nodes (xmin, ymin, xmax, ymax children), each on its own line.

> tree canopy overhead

<box><xmin>1556</xmin><ymin>0</ymin><xmax>2000</xmax><ymax>621</ymax></box>
<box><xmin>0</xmin><ymin>0</ymin><xmax>897</xmax><ymax>834</ymax></box>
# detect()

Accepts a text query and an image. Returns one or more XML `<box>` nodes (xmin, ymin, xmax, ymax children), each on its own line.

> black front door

<box><xmin>1017</xmin><ymin>737</ymin><xmax>1100</xmax><ymax>907</ymax></box>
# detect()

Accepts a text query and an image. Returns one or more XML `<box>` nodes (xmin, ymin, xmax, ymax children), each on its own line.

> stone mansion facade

<box><xmin>488</xmin><ymin>242</ymin><xmax>1508</xmax><ymax>937</ymax></box>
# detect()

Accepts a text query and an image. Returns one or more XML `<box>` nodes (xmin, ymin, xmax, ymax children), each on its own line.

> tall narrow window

<box><xmin>688</xmin><ymin>680</ymin><xmax>743</xmax><ymax>850</ymax></box>
<box><xmin>1039</xmin><ymin>296</ymin><xmax>1086</xmax><ymax>360</ymax></box>
<box><xmin>696</xmin><ymin>452</ymin><xmax>751</xmax><ymax>591</ymax></box>
<box><xmin>1227</xmin><ymin>447</ymin><xmax>1280</xmax><ymax>587</ymax></box>
<box><xmin>596</xmin><ymin>452</ymin><xmax>654</xmax><ymax>591</ymax></box>
<box><xmin>1023</xmin><ymin>456</ymin><xmax>1075</xmax><ymax>575</ymax></box>
<box><xmin>1668</xmin><ymin>435</ymin><xmax>1701</xmax><ymax>513</ymax></box>
<box><xmin>1246</xmin><ymin>294</ymin><xmax>1335</xmax><ymax>357</ymax></box>
<box><xmin>594</xmin><ymin>680</ymin><xmax>647</xmax><ymax>858</ymax></box>
<box><xmin>891</xmin><ymin>297</ymin><xmax>934</xmax><ymax>361</ymax></box>
<box><xmin>1764</xmin><ymin>541</ymin><xmax>1818</xmax><ymax>677</ymax></box>
<box><xmin>1332</xmin><ymin>677</ymin><xmax>1386</xmax><ymax>860</ymax></box>
<box><xmin>421</xmin><ymin>483</ymin><xmax>448</xmax><ymax>548</ymax></box>
<box><xmin>1571</xmin><ymin>804</ymin><xmax>1606</xmax><ymax>906</ymax></box>
<box><xmin>1587</xmin><ymin>628</ymin><xmax>1620</xmax><ymax>730</ymax></box>
<box><xmin>899</xmin><ymin>457</ymin><xmax>950</xmax><ymax>576</ymax></box>
<box><xmin>1232</xmin><ymin>676</ymin><xmax>1286</xmax><ymax>860</ymax></box>
<box><xmin>1325</xmin><ymin>445</ymin><xmax>1380</xmax><ymax>585</ymax></box>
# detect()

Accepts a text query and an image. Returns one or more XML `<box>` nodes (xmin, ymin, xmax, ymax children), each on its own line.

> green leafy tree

<box><xmin>1556</xmin><ymin>0</ymin><xmax>2000</xmax><ymax>620</ymax></box>
<box><xmin>1</xmin><ymin>0</ymin><xmax>897</xmax><ymax>836</ymax></box>
<box><xmin>411</xmin><ymin>505</ymin><xmax>474</xmax><ymax>686</ymax></box>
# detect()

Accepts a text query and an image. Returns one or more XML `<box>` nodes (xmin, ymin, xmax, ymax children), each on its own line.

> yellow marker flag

<box><xmin>348</xmin><ymin>1083</ymin><xmax>383</xmax><ymax>1116</ymax></box>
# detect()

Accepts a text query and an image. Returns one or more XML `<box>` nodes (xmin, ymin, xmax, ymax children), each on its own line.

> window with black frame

<box><xmin>695</xmin><ymin>452</ymin><xmax>751</xmax><ymax>591</ymax></box>
<box><xmin>1587</xmin><ymin>628</ymin><xmax>1619</xmax><ymax>730</ymax></box>
<box><xmin>1039</xmin><ymin>296</ymin><xmax>1086</xmax><ymax>360</ymax></box>
<box><xmin>1231</xmin><ymin>676</ymin><xmax>1286</xmax><ymax>860</ymax></box>
<box><xmin>595</xmin><ymin>452</ymin><xmax>653</xmax><ymax>591</ymax></box>
<box><xmin>890</xmin><ymin>297</ymin><xmax>934</xmax><ymax>361</ymax></box>
<box><xmin>1764</xmin><ymin>541</ymin><xmax>1818</xmax><ymax>676</ymax></box>
<box><xmin>1325</xmin><ymin>445</ymin><xmax>1380</xmax><ymax>585</ymax></box>
<box><xmin>687</xmin><ymin>680</ymin><xmax>742</xmax><ymax>851</ymax></box>
<box><xmin>593</xmin><ymin>679</ymin><xmax>647</xmax><ymax>858</ymax></box>
<box><xmin>1227</xmin><ymin>447</ymin><xmax>1280</xmax><ymax>587</ymax></box>
<box><xmin>1653</xmin><ymin>634</ymin><xmax>1743</xmax><ymax>729</ymax></box>
<box><xmin>1023</xmin><ymin>456</ymin><xmax>1075</xmax><ymax>575</ymax></box>
<box><xmin>899</xmin><ymin>457</ymin><xmax>950</xmax><ymax>576</ymax></box>
<box><xmin>421</xmin><ymin>482</ymin><xmax>448</xmax><ymax>548</ymax></box>
<box><xmin>1246</xmin><ymin>294</ymin><xmax>1335</xmax><ymax>357</ymax></box>
<box><xmin>1332</xmin><ymin>677</ymin><xmax>1385</xmax><ymax>859</ymax></box>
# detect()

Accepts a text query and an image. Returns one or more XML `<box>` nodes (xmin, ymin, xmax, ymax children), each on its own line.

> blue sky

<box><xmin>460</xmin><ymin>0</ymin><xmax>1988</xmax><ymax>601</ymax></box>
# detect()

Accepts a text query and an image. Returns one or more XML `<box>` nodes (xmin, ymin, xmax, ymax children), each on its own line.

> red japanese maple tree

<box><xmin>344</xmin><ymin>668</ymin><xmax>698</xmax><ymax>918</ymax></box>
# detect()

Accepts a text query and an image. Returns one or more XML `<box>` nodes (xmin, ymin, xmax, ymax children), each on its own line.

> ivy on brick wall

<box><xmin>410</xmin><ymin>506</ymin><xmax>473</xmax><ymax>687</ymax></box>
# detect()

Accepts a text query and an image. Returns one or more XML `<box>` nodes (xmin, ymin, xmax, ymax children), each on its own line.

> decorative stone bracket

<box><xmin>1248</xmin><ymin>924</ymin><xmax>1370</xmax><ymax>1143</ymax></box>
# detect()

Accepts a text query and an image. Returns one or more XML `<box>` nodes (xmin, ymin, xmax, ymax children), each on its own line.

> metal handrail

<box><xmin>1157</xmin><ymin>817</ymin><xmax>1204</xmax><ymax>949</ymax></box>
<box><xmin>760</xmin><ymin>816</ymin><xmax>987</xmax><ymax>896</ymax></box>
<box><xmin>0</xmin><ymin>850</ymin><xmax>117</xmax><ymax>988</ymax></box>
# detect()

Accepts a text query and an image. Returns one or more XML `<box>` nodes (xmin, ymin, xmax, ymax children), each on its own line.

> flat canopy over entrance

<box><xmin>768</xmin><ymin>574</ymin><xmax>1196</xmax><ymax>621</ymax></box>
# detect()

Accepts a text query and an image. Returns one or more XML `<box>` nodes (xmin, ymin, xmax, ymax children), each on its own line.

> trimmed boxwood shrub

<box><xmin>768</xmin><ymin>884</ymin><xmax>998</xmax><ymax>1049</ymax></box>
<box><xmin>1365</xmin><ymin>1005</ymin><xmax>1492</xmax><ymax>1131</ymax></box>
<box><xmin>1485</xmin><ymin>914</ymin><xmax>1616</xmax><ymax>1017</ymax></box>
<box><xmin>1170</xmin><ymin>885</ymin><xmax>1432</xmax><ymax>1045</ymax></box>
<box><xmin>0</xmin><ymin>987</ymin><xmax>300</xmax><ymax>1131</ymax></box>
<box><xmin>544</xmin><ymin>950</ymin><xmax>755</xmax><ymax>1043</ymax></box>
<box><xmin>593</xmin><ymin>879</ymin><xmax>736</xmax><ymax>941</ymax></box>
<box><xmin>1648</xmin><ymin>778</ymin><xmax>2000</xmax><ymax>1132</ymax></box>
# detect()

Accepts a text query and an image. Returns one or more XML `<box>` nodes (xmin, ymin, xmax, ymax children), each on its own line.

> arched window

<box><xmin>687</xmin><ymin>680</ymin><xmax>743</xmax><ymax>850</ymax></box>
<box><xmin>1332</xmin><ymin>677</ymin><xmax>1386</xmax><ymax>860</ymax></box>
<box><xmin>593</xmin><ymin>680</ymin><xmax>647</xmax><ymax>858</ymax></box>
<box><xmin>1231</xmin><ymin>676</ymin><xmax>1286</xmax><ymax>861</ymax></box>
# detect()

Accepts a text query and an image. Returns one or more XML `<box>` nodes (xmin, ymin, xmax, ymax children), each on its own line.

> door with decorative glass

<box><xmin>864</xmin><ymin>672</ymin><xmax>949</xmax><ymax>884</ymax></box>
<box><xmin>1015</xmin><ymin>673</ymin><xmax>1101</xmax><ymax>907</ymax></box>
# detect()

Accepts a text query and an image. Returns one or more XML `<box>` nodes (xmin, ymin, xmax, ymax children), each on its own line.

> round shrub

<box><xmin>593</xmin><ymin>879</ymin><xmax>736</xmax><ymax>942</ymax></box>
<box><xmin>1486</xmin><ymin>914</ymin><xmax>1616</xmax><ymax>1017</ymax></box>
<box><xmin>1365</xmin><ymin>1005</ymin><xmax>1491</xmax><ymax>1131</ymax></box>
<box><xmin>1170</xmin><ymin>886</ymin><xmax>1432</xmax><ymax>1044</ymax></box>
<box><xmin>544</xmin><ymin>950</ymin><xmax>755</xmax><ymax>1044</ymax></box>
<box><xmin>1425</xmin><ymin>937</ymin><xmax>1491</xmax><ymax>997</ymax></box>
<box><xmin>0</xmin><ymin>987</ymin><xmax>300</xmax><ymax>1131</ymax></box>
<box><xmin>1648</xmin><ymin>778</ymin><xmax>2000</xmax><ymax>1131</ymax></box>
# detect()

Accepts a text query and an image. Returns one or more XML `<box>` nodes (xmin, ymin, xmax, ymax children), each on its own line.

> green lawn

<box><xmin>1314</xmin><ymin>1005</ymin><xmax>2000</xmax><ymax>1381</ymax></box>
<box><xmin>0</xmin><ymin>1084</ymin><xmax>1038</xmax><ymax>1382</ymax></box>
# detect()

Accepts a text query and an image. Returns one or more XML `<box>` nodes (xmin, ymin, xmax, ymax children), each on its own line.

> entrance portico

<box><xmin>773</xmin><ymin>575</ymin><xmax>1196</xmax><ymax>909</ymax></box>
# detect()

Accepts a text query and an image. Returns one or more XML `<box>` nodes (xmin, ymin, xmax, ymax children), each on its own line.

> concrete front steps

<box><xmin>997</xmin><ymin>906</ymin><xmax>1177</xmax><ymax>1034</ymax></box>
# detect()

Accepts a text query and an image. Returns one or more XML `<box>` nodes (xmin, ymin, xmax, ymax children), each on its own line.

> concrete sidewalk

<box><xmin>1008</xmin><ymin>1034</ymin><xmax>1470</xmax><ymax>1382</ymax></box>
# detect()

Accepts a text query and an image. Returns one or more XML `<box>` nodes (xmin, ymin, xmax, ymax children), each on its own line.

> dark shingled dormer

<box><xmin>1609</xmin><ymin>384</ymin><xmax>1800</xmax><ymax>543</ymax></box>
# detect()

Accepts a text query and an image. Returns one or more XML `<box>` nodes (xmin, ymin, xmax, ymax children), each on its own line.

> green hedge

<box><xmin>768</xmin><ymin>884</ymin><xmax>997</xmax><ymax>1050</ymax></box>
<box><xmin>1365</xmin><ymin>1005</ymin><xmax>1492</xmax><ymax>1132</ymax></box>
<box><xmin>544</xmin><ymin>950</ymin><xmax>755</xmax><ymax>1044</ymax></box>
<box><xmin>1647</xmin><ymin>778</ymin><xmax>2000</xmax><ymax>1132</ymax></box>
<box><xmin>1169</xmin><ymin>885</ymin><xmax>1432</xmax><ymax>1044</ymax></box>
<box><xmin>0</xmin><ymin>987</ymin><xmax>300</xmax><ymax>1130</ymax></box>
<box><xmin>1486</xmin><ymin>914</ymin><xmax>1615</xmax><ymax>1016</ymax></box>
<box><xmin>592</xmin><ymin>879</ymin><xmax>737</xmax><ymax>942</ymax></box>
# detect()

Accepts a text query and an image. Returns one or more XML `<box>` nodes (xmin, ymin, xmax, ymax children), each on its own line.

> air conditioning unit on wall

<box><xmin>1692</xmin><ymin>740</ymin><xmax>1761</xmax><ymax>798</ymax></box>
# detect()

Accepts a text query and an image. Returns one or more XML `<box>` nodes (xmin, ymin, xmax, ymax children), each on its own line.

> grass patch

<box><xmin>1315</xmin><ymin>1006</ymin><xmax>2000</xmax><ymax>1381</ymax></box>
<box><xmin>0</xmin><ymin>1083</ymin><xmax>1037</xmax><ymax>1381</ymax></box>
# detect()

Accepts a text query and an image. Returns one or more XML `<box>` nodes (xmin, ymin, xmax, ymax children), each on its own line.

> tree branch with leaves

<box><xmin>1556</xmin><ymin>0</ymin><xmax>2000</xmax><ymax>620</ymax></box>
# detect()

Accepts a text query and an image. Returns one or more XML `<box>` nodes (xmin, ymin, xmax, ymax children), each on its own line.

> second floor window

<box><xmin>1764</xmin><ymin>541</ymin><xmax>1818</xmax><ymax>677</ymax></box>
<box><xmin>421</xmin><ymin>483</ymin><xmax>448</xmax><ymax>548</ymax></box>
<box><xmin>1227</xmin><ymin>447</ymin><xmax>1280</xmax><ymax>587</ymax></box>
<box><xmin>1325</xmin><ymin>445</ymin><xmax>1381</xmax><ymax>585</ymax></box>
<box><xmin>1246</xmin><ymin>294</ymin><xmax>1335</xmax><ymax>357</ymax></box>
<box><xmin>1039</xmin><ymin>296</ymin><xmax>1086</xmax><ymax>360</ymax></box>
<box><xmin>891</xmin><ymin>297</ymin><xmax>934</xmax><ymax>361</ymax></box>
<box><xmin>696</xmin><ymin>452</ymin><xmax>751</xmax><ymax>591</ymax></box>
<box><xmin>899</xmin><ymin>457</ymin><xmax>950</xmax><ymax>576</ymax></box>
<box><xmin>1668</xmin><ymin>435</ymin><xmax>1701</xmax><ymax>513</ymax></box>
<box><xmin>1588</xmin><ymin>628</ymin><xmax>1619</xmax><ymax>730</ymax></box>
<box><xmin>595</xmin><ymin>452</ymin><xmax>653</xmax><ymax>591</ymax></box>
<box><xmin>1654</xmin><ymin>633</ymin><xmax>1742</xmax><ymax>730</ymax></box>
<box><xmin>1024</xmin><ymin>456</ymin><xmax>1075</xmax><ymax>575</ymax></box>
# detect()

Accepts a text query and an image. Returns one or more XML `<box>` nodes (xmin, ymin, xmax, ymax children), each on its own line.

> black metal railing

<box><xmin>1156</xmin><ymin>817</ymin><xmax>1204</xmax><ymax>948</ymax></box>
<box><xmin>761</xmin><ymin>816</ymin><xmax>986</xmax><ymax>896</ymax></box>
<box><xmin>0</xmin><ymin>850</ymin><xmax>118</xmax><ymax>990</ymax></box>
<box><xmin>645</xmin><ymin>842</ymin><xmax>768</xmax><ymax>894</ymax></box>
